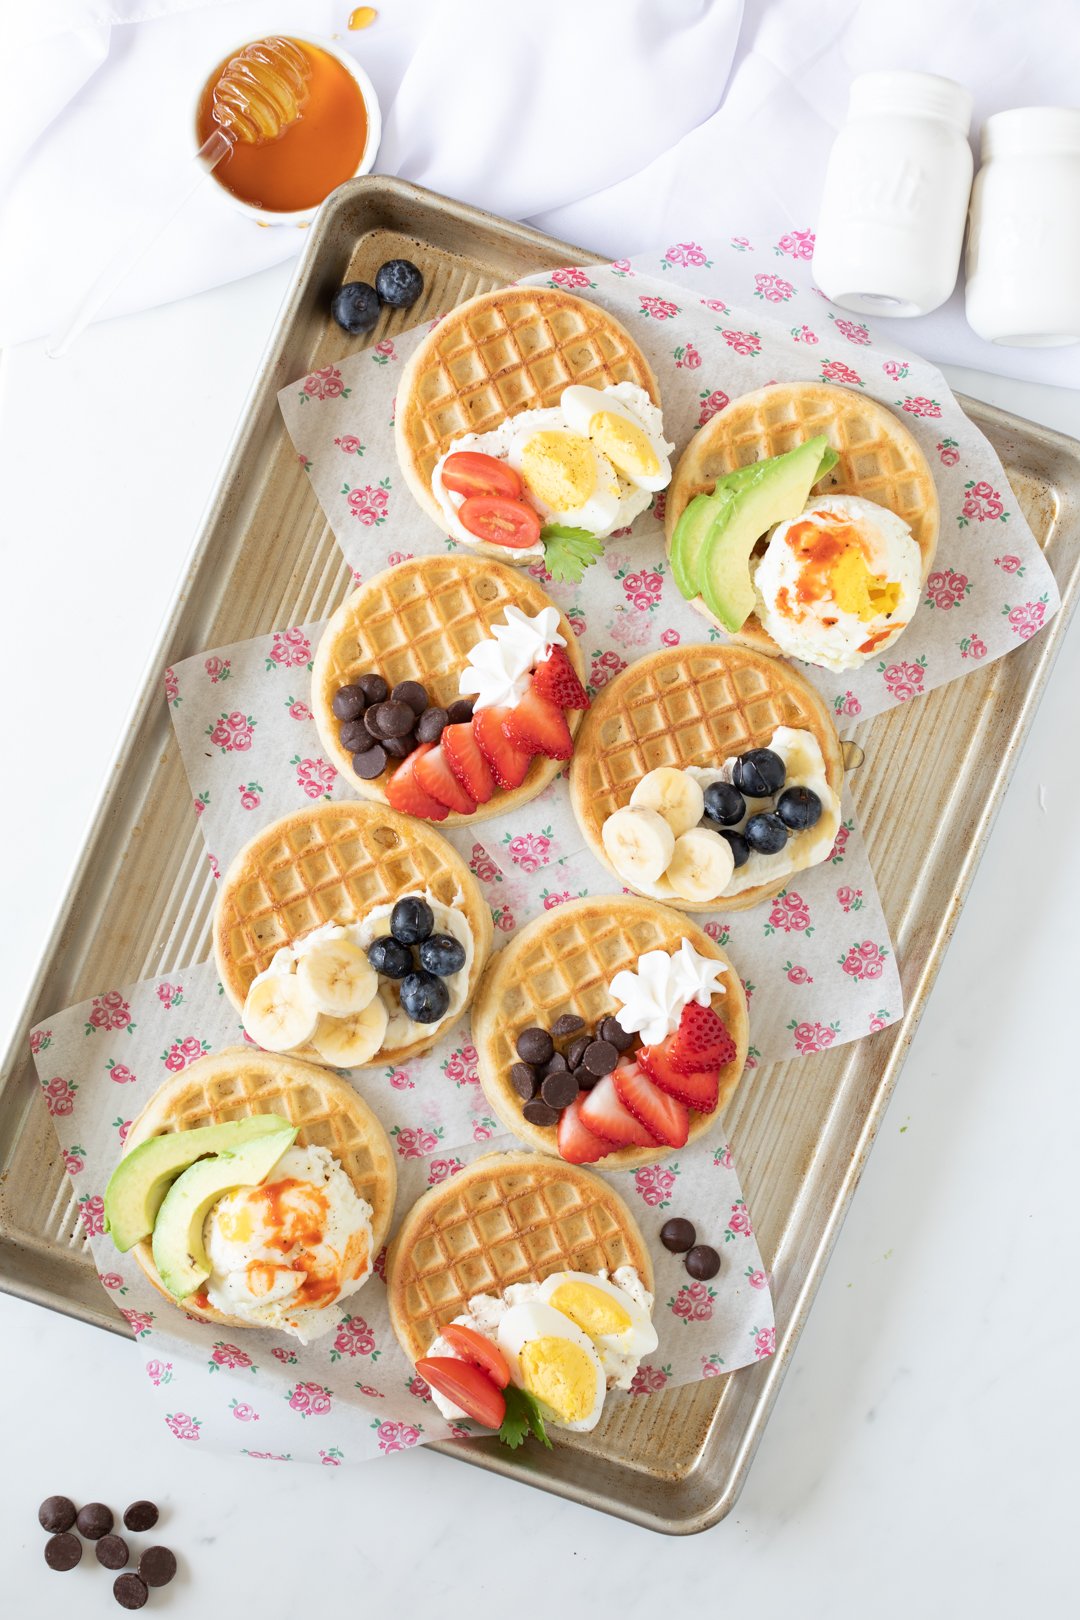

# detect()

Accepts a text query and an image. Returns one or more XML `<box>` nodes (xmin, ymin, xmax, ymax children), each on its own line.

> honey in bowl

<box><xmin>197</xmin><ymin>37</ymin><xmax>369</xmax><ymax>214</ymax></box>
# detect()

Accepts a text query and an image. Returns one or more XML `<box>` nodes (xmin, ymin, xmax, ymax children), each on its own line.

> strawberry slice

<box><xmin>532</xmin><ymin>646</ymin><xmax>590</xmax><ymax>710</ymax></box>
<box><xmin>473</xmin><ymin>708</ymin><xmax>531</xmax><ymax>790</ymax></box>
<box><xmin>639</xmin><ymin>1037</ymin><xmax>719</xmax><ymax>1114</ymax></box>
<box><xmin>613</xmin><ymin>1059</ymin><xmax>690</xmax><ymax>1147</ymax></box>
<box><xmin>670</xmin><ymin>1002</ymin><xmax>737</xmax><ymax>1074</ymax></box>
<box><xmin>414</xmin><ymin>742</ymin><xmax>477</xmax><ymax>816</ymax></box>
<box><xmin>557</xmin><ymin>1093</ymin><xmax>614</xmax><ymax>1164</ymax></box>
<box><xmin>384</xmin><ymin>746</ymin><xmax>449</xmax><ymax>822</ymax></box>
<box><xmin>504</xmin><ymin>684</ymin><xmax>573</xmax><ymax>761</ymax></box>
<box><xmin>579</xmin><ymin>1073</ymin><xmax>657</xmax><ymax>1149</ymax></box>
<box><xmin>442</xmin><ymin>721</ymin><xmax>495</xmax><ymax>804</ymax></box>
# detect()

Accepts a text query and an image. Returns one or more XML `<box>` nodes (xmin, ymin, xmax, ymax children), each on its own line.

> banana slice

<box><xmin>243</xmin><ymin>974</ymin><xmax>320</xmax><ymax>1053</ymax></box>
<box><xmin>297</xmin><ymin>939</ymin><xmax>378</xmax><ymax>1017</ymax></box>
<box><xmin>311</xmin><ymin>995</ymin><xmax>389</xmax><ymax>1067</ymax></box>
<box><xmin>602</xmin><ymin>806</ymin><xmax>676</xmax><ymax>887</ymax></box>
<box><xmin>666</xmin><ymin>828</ymin><xmax>735</xmax><ymax>903</ymax></box>
<box><xmin>630</xmin><ymin>767</ymin><xmax>705</xmax><ymax>838</ymax></box>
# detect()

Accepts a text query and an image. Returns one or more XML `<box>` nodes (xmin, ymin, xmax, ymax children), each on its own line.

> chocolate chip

<box><xmin>685</xmin><ymin>1244</ymin><xmax>721</xmax><ymax>1280</ymax></box>
<box><xmin>352</xmin><ymin>744</ymin><xmax>388</xmax><ymax>779</ymax></box>
<box><xmin>522</xmin><ymin>1098</ymin><xmax>560</xmax><ymax>1128</ymax></box>
<box><xmin>582</xmin><ymin>1039</ymin><xmax>618</xmax><ymax>1077</ymax></box>
<box><xmin>123</xmin><ymin>1500</ymin><xmax>159</xmax><ymax>1533</ymax></box>
<box><xmin>391</xmin><ymin>680</ymin><xmax>429</xmax><ymax>715</ymax></box>
<box><xmin>660</xmin><ymin>1217</ymin><xmax>696</xmax><ymax>1254</ymax></box>
<box><xmin>371</xmin><ymin>699</ymin><xmax>415</xmax><ymax>738</ymax></box>
<box><xmin>540</xmin><ymin>1070</ymin><xmax>579</xmax><ymax>1110</ymax></box>
<box><xmin>509</xmin><ymin>1062</ymin><xmax>538</xmax><ymax>1100</ymax></box>
<box><xmin>575</xmin><ymin>1068</ymin><xmax>599</xmax><ymax>1092</ymax></box>
<box><xmin>338</xmin><ymin>716</ymin><xmax>372</xmax><ymax>752</ymax></box>
<box><xmin>599</xmin><ymin>1016</ymin><xmax>633</xmax><ymax>1051</ymax></box>
<box><xmin>114</xmin><ymin>1572</ymin><xmax>149</xmax><ymax>1609</ymax></box>
<box><xmin>446</xmin><ymin>698</ymin><xmax>475</xmax><ymax>724</ymax></box>
<box><xmin>565</xmin><ymin>1035</ymin><xmax>590</xmax><ymax>1071</ymax></box>
<box><xmin>76</xmin><ymin>1502</ymin><xmax>114</xmax><ymax>1540</ymax></box>
<box><xmin>550</xmin><ymin>1013</ymin><xmax>585</xmax><ymax>1039</ymax></box>
<box><xmin>356</xmin><ymin>673</ymin><xmax>388</xmax><ymax>705</ymax></box>
<box><xmin>332</xmin><ymin>684</ymin><xmax>367</xmax><ymax>722</ymax></box>
<box><xmin>96</xmin><ymin>1535</ymin><xmax>130</xmax><ymax>1570</ymax></box>
<box><xmin>542</xmin><ymin>1052</ymin><xmax>568</xmax><ymax>1077</ymax></box>
<box><xmin>139</xmin><ymin>1546</ymin><xmax>177</xmax><ymax>1588</ymax></box>
<box><xmin>44</xmin><ymin>1533</ymin><xmax>82</xmax><ymax>1571</ymax></box>
<box><xmin>516</xmin><ymin>1026</ymin><xmax>553</xmax><ymax>1065</ymax></box>
<box><xmin>415</xmin><ymin>706</ymin><xmax>448</xmax><ymax>743</ymax></box>
<box><xmin>381</xmin><ymin>732</ymin><xmax>415</xmax><ymax>759</ymax></box>
<box><xmin>38</xmin><ymin>1496</ymin><xmax>76</xmax><ymax>1533</ymax></box>
<box><xmin>363</xmin><ymin>706</ymin><xmax>387</xmax><ymax>740</ymax></box>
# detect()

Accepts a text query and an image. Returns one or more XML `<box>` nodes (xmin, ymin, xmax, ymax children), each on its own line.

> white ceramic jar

<box><xmin>812</xmin><ymin>71</ymin><xmax>974</xmax><ymax>318</ymax></box>
<box><xmin>965</xmin><ymin>107</ymin><xmax>1080</xmax><ymax>347</ymax></box>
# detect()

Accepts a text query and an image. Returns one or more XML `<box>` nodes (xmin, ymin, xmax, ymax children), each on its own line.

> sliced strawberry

<box><xmin>579</xmin><ymin>1073</ymin><xmax>657</xmax><ymax>1149</ymax></box>
<box><xmin>532</xmin><ymin>646</ymin><xmax>590</xmax><ymax>710</ymax></box>
<box><xmin>503</xmin><ymin>684</ymin><xmax>573</xmax><ymax>761</ymax></box>
<box><xmin>473</xmin><ymin>708</ymin><xmax>531</xmax><ymax>790</ymax></box>
<box><xmin>670</xmin><ymin>1002</ymin><xmax>737</xmax><ymax>1074</ymax></box>
<box><xmin>639</xmin><ymin>1037</ymin><xmax>719</xmax><ymax>1114</ymax></box>
<box><xmin>613</xmin><ymin>1059</ymin><xmax>691</xmax><ymax>1148</ymax></box>
<box><xmin>414</xmin><ymin>742</ymin><xmax>477</xmax><ymax>816</ymax></box>
<box><xmin>557</xmin><ymin>1093</ymin><xmax>614</xmax><ymax>1165</ymax></box>
<box><xmin>442</xmin><ymin>721</ymin><xmax>495</xmax><ymax>804</ymax></box>
<box><xmin>384</xmin><ymin>746</ymin><xmax>449</xmax><ymax>822</ymax></box>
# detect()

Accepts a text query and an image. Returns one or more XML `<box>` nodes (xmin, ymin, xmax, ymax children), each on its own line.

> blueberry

<box><xmin>703</xmin><ymin>781</ymin><xmax>746</xmax><ymax>826</ymax></box>
<box><xmin>419</xmin><ymin>934</ymin><xmax>467</xmax><ymax>976</ymax></box>
<box><xmin>719</xmin><ymin>829</ymin><xmax>750</xmax><ymax>868</ymax></box>
<box><xmin>777</xmin><ymin>786</ymin><xmax>822</xmax><ymax>831</ymax></box>
<box><xmin>400</xmin><ymin>970</ymin><xmax>450</xmax><ymax>1024</ymax></box>
<box><xmin>390</xmin><ymin>896</ymin><xmax>434</xmax><ymax>946</ymax></box>
<box><xmin>744</xmin><ymin>812</ymin><xmax>788</xmax><ymax>855</ymax></box>
<box><xmin>375</xmin><ymin>259</ymin><xmax>424</xmax><ymax>310</ymax></box>
<box><xmin>367</xmin><ymin>936</ymin><xmax>412</xmax><ymax>979</ymax></box>
<box><xmin>732</xmin><ymin>748</ymin><xmax>786</xmax><ymax>798</ymax></box>
<box><xmin>332</xmin><ymin>281</ymin><xmax>381</xmax><ymax>335</ymax></box>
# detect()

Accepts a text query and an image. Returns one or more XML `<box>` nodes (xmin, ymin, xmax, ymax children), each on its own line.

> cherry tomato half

<box><xmin>441</xmin><ymin>1323</ymin><xmax>511</xmax><ymax>1389</ymax></box>
<box><xmin>459</xmin><ymin>494</ymin><xmax>541</xmax><ymax>549</ymax></box>
<box><xmin>416</xmin><ymin>1356</ymin><xmax>507</xmax><ymax>1430</ymax></box>
<box><xmin>441</xmin><ymin>450</ymin><xmax>523</xmax><ymax>500</ymax></box>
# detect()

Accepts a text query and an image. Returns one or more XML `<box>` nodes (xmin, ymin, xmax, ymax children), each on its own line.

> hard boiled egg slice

<box><xmin>536</xmin><ymin>1271</ymin><xmax>659</xmax><ymax>1358</ymax></box>
<box><xmin>497</xmin><ymin>1301</ymin><xmax>607</xmax><ymax>1432</ymax></box>
<box><xmin>561</xmin><ymin>384</ymin><xmax>672</xmax><ymax>492</ymax></box>
<box><xmin>506</xmin><ymin>426</ymin><xmax>622</xmax><ymax>535</ymax></box>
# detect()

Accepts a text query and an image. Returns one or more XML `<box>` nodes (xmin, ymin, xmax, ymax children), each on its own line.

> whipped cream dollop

<box><xmin>458</xmin><ymin>604</ymin><xmax>566</xmax><ymax>712</ymax></box>
<box><xmin>609</xmin><ymin>941</ymin><xmax>726</xmax><ymax>1046</ymax></box>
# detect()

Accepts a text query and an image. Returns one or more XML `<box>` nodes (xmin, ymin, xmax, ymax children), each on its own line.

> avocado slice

<box><xmin>151</xmin><ymin>1127</ymin><xmax>297</xmax><ymax>1301</ymax></box>
<box><xmin>699</xmin><ymin>436</ymin><xmax>839</xmax><ymax>632</ymax></box>
<box><xmin>104</xmin><ymin>1114</ymin><xmax>293</xmax><ymax>1253</ymax></box>
<box><xmin>670</xmin><ymin>461</ymin><xmax>767</xmax><ymax>601</ymax></box>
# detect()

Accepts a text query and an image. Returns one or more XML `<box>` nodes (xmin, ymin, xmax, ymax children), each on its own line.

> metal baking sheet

<box><xmin>2</xmin><ymin>177</ymin><xmax>1078</xmax><ymax>1533</ymax></box>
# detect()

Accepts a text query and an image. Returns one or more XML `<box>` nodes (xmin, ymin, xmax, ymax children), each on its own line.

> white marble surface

<box><xmin>1</xmin><ymin>264</ymin><xmax>1077</xmax><ymax>1614</ymax></box>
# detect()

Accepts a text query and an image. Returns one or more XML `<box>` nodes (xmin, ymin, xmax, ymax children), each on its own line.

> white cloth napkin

<box><xmin>3</xmin><ymin>0</ymin><xmax>1079</xmax><ymax>385</ymax></box>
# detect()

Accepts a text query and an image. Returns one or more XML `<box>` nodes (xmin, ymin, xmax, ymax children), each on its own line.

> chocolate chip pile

<box><xmin>332</xmin><ymin>674</ymin><xmax>473</xmax><ymax>781</ymax></box>
<box><xmin>660</xmin><ymin>1217</ymin><xmax>721</xmax><ymax>1281</ymax></box>
<box><xmin>38</xmin><ymin>1496</ymin><xmax>177</xmax><ymax>1607</ymax></box>
<box><xmin>512</xmin><ymin>1013</ymin><xmax>634</xmax><ymax>1128</ymax></box>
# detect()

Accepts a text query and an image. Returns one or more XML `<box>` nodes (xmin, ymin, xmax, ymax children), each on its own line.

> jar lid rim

<box><xmin>982</xmin><ymin>106</ymin><xmax>1080</xmax><ymax>158</ymax></box>
<box><xmin>848</xmin><ymin>70</ymin><xmax>973</xmax><ymax>132</ymax></box>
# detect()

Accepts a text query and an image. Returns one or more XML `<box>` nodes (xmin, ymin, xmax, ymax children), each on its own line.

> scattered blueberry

<box><xmin>332</xmin><ymin>281</ymin><xmax>381</xmax><ymax>335</ymax></box>
<box><xmin>703</xmin><ymin>781</ymin><xmax>746</xmax><ymax>826</ymax></box>
<box><xmin>375</xmin><ymin>259</ymin><xmax>424</xmax><ymax>309</ymax></box>
<box><xmin>777</xmin><ymin>786</ymin><xmax>822</xmax><ymax>831</ymax></box>
<box><xmin>732</xmin><ymin>748</ymin><xmax>786</xmax><ymax>798</ymax></box>
<box><xmin>744</xmin><ymin>812</ymin><xmax>788</xmax><ymax>855</ymax></box>
<box><xmin>719</xmin><ymin>829</ymin><xmax>750</xmax><ymax>868</ymax></box>
<box><xmin>367</xmin><ymin>936</ymin><xmax>413</xmax><ymax>979</ymax></box>
<box><xmin>390</xmin><ymin>896</ymin><xmax>434</xmax><ymax>946</ymax></box>
<box><xmin>400</xmin><ymin>970</ymin><xmax>450</xmax><ymax>1024</ymax></box>
<box><xmin>418</xmin><ymin>934</ymin><xmax>467</xmax><ymax>976</ymax></box>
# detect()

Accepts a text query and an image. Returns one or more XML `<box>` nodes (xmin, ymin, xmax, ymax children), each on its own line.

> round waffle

<box><xmin>664</xmin><ymin>381</ymin><xmax>939</xmax><ymax>653</ymax></box>
<box><xmin>213</xmin><ymin>800</ymin><xmax>493</xmax><ymax>1067</ymax></box>
<box><xmin>387</xmin><ymin>1150</ymin><xmax>653</xmax><ymax>1365</ymax></box>
<box><xmin>472</xmin><ymin>896</ymin><xmax>748</xmax><ymax>1168</ymax></box>
<box><xmin>395</xmin><ymin>284</ymin><xmax>659</xmax><ymax>552</ymax></box>
<box><xmin>122</xmin><ymin>1047</ymin><xmax>396</xmax><ymax>1327</ymax></box>
<box><xmin>311</xmin><ymin>553</ymin><xmax>586</xmax><ymax>818</ymax></box>
<box><xmin>570</xmin><ymin>642</ymin><xmax>843</xmax><ymax>911</ymax></box>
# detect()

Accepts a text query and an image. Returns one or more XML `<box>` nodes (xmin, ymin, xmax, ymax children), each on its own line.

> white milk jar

<box><xmin>966</xmin><ymin>107</ymin><xmax>1080</xmax><ymax>347</ymax></box>
<box><xmin>812</xmin><ymin>71</ymin><xmax>974</xmax><ymax>317</ymax></box>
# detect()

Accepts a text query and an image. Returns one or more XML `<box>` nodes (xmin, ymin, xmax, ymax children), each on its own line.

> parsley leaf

<box><xmin>541</xmin><ymin>524</ymin><xmax>603</xmax><ymax>584</ymax></box>
<box><xmin>498</xmin><ymin>1385</ymin><xmax>552</xmax><ymax>1451</ymax></box>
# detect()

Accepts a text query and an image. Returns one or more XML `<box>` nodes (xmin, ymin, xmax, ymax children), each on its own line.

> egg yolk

<box><xmin>519</xmin><ymin>1336</ymin><xmax>599</xmax><ymax>1423</ymax></box>
<box><xmin>519</xmin><ymin>431</ymin><xmax>595</xmax><ymax>511</ymax></box>
<box><xmin>547</xmin><ymin>1281</ymin><xmax>632</xmax><ymax>1342</ymax></box>
<box><xmin>785</xmin><ymin>513</ymin><xmax>901</xmax><ymax>623</ymax></box>
<box><xmin>830</xmin><ymin>549</ymin><xmax>902</xmax><ymax>622</ymax></box>
<box><xmin>587</xmin><ymin>412</ymin><xmax>660</xmax><ymax>480</ymax></box>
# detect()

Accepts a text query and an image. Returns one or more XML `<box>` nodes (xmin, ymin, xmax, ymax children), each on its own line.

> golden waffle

<box><xmin>570</xmin><ymin>643</ymin><xmax>843</xmax><ymax>912</ymax></box>
<box><xmin>213</xmin><ymin>801</ymin><xmax>493</xmax><ymax>1066</ymax></box>
<box><xmin>395</xmin><ymin>285</ymin><xmax>659</xmax><ymax>547</ymax></box>
<box><xmin>471</xmin><ymin>896</ymin><xmax>748</xmax><ymax>1167</ymax></box>
<box><xmin>122</xmin><ymin>1047</ymin><xmax>396</xmax><ymax>1327</ymax></box>
<box><xmin>311</xmin><ymin>553</ymin><xmax>586</xmax><ymax>819</ymax></box>
<box><xmin>665</xmin><ymin>382</ymin><xmax>939</xmax><ymax>652</ymax></box>
<box><xmin>387</xmin><ymin>1150</ymin><xmax>653</xmax><ymax>1365</ymax></box>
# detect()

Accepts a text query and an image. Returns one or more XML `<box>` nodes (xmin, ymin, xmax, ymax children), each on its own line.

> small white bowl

<box><xmin>198</xmin><ymin>35</ymin><xmax>382</xmax><ymax>227</ymax></box>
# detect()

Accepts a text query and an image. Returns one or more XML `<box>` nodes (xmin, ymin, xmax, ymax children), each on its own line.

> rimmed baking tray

<box><xmin>3</xmin><ymin>177</ymin><xmax>1078</xmax><ymax>1533</ymax></box>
